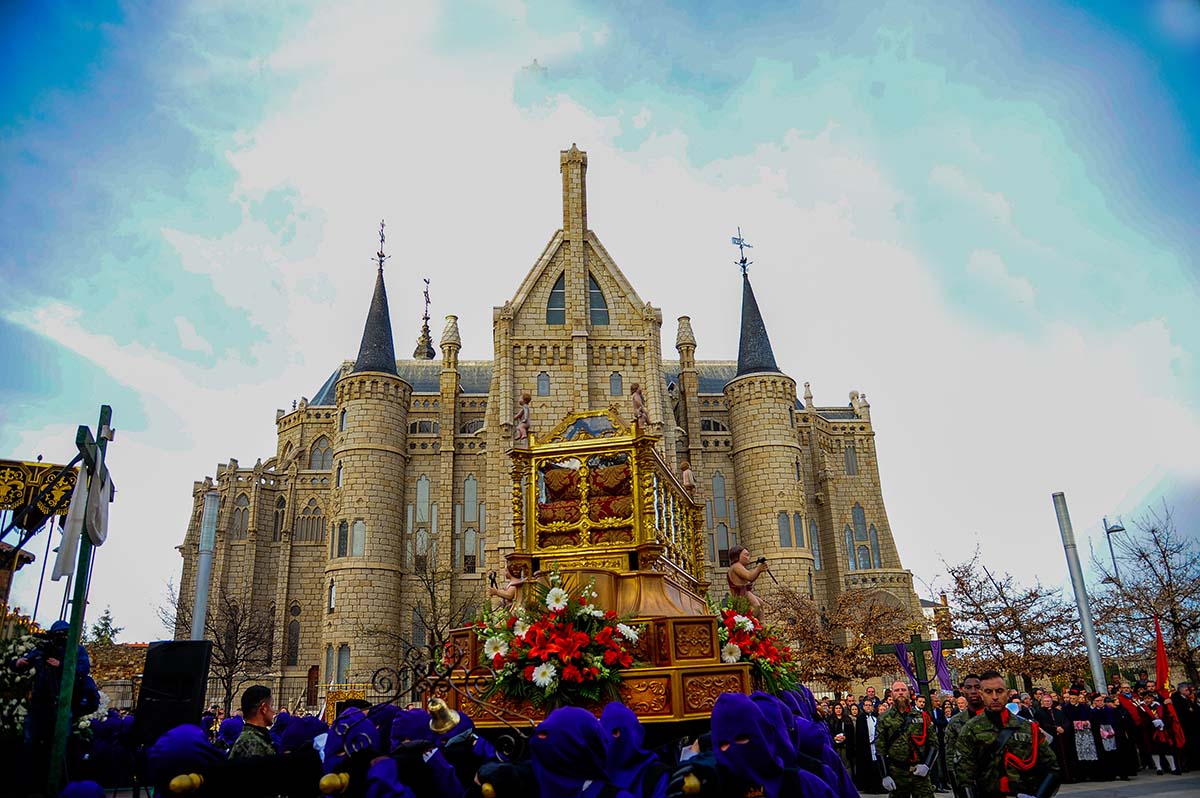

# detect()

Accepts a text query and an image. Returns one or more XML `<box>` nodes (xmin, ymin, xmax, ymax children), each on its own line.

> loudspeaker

<box><xmin>134</xmin><ymin>640</ymin><xmax>212</xmax><ymax>746</ymax></box>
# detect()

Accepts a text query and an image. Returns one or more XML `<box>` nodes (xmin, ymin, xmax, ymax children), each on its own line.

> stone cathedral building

<box><xmin>174</xmin><ymin>146</ymin><xmax>920</xmax><ymax>704</ymax></box>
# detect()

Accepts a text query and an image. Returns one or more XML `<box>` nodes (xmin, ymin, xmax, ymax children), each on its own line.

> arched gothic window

<box><xmin>297</xmin><ymin>499</ymin><xmax>325</xmax><ymax>543</ymax></box>
<box><xmin>857</xmin><ymin>545</ymin><xmax>872</xmax><ymax>571</ymax></box>
<box><xmin>328</xmin><ymin>580</ymin><xmax>336</xmax><ymax>613</ymax></box>
<box><xmin>537</xmin><ymin>371</ymin><xmax>550</xmax><ymax>396</ymax></box>
<box><xmin>324</xmin><ymin>645</ymin><xmax>333</xmax><ymax>681</ymax></box>
<box><xmin>272</xmin><ymin>496</ymin><xmax>286</xmax><ymax>541</ymax></box>
<box><xmin>336</xmin><ymin>645</ymin><xmax>350</xmax><ymax>683</ymax></box>
<box><xmin>459</xmin><ymin>419</ymin><xmax>485</xmax><ymax>434</ymax></box>
<box><xmin>309</xmin><ymin>437</ymin><xmax>333</xmax><ymax>470</ymax></box>
<box><xmin>609</xmin><ymin>372</ymin><xmax>622</xmax><ymax>396</ymax></box>
<box><xmin>588</xmin><ymin>273</ymin><xmax>609</xmax><ymax>325</ymax></box>
<box><xmin>810</xmin><ymin>519</ymin><xmax>822</xmax><ymax>570</ymax></box>
<box><xmin>845</xmin><ymin>526</ymin><xmax>856</xmax><ymax>571</ymax></box>
<box><xmin>335</xmin><ymin>462</ymin><xmax>343</xmax><ymax>488</ymax></box>
<box><xmin>546</xmin><ymin>273</ymin><xmax>566</xmax><ymax>325</ymax></box>
<box><xmin>335</xmin><ymin>521</ymin><xmax>348</xmax><ymax>558</ymax></box>
<box><xmin>778</xmin><ymin>512</ymin><xmax>792</xmax><ymax>548</ymax></box>
<box><xmin>232</xmin><ymin>494</ymin><xmax>250</xmax><ymax>540</ymax></box>
<box><xmin>717</xmin><ymin>523</ymin><xmax>731</xmax><ymax>567</ymax></box>
<box><xmin>793</xmin><ymin>512</ymin><xmax>804</xmax><ymax>547</ymax></box>
<box><xmin>869</xmin><ymin>524</ymin><xmax>882</xmax><ymax>569</ymax></box>
<box><xmin>852</xmin><ymin>503</ymin><xmax>868</xmax><ymax>541</ymax></box>
<box><xmin>286</xmin><ymin>616</ymin><xmax>301</xmax><ymax>666</ymax></box>
<box><xmin>352</xmin><ymin>520</ymin><xmax>365</xmax><ymax>557</ymax></box>
<box><xmin>845</xmin><ymin>445</ymin><xmax>859</xmax><ymax>476</ymax></box>
<box><xmin>338</xmin><ymin>409</ymin><xmax>347</xmax><ymax>431</ymax></box>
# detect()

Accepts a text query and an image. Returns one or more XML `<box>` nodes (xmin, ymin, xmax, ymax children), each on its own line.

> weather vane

<box><xmin>375</xmin><ymin>219</ymin><xmax>390</xmax><ymax>271</ymax></box>
<box><xmin>421</xmin><ymin>277</ymin><xmax>431</xmax><ymax>325</ymax></box>
<box><xmin>731</xmin><ymin>226</ymin><xmax>753</xmax><ymax>275</ymax></box>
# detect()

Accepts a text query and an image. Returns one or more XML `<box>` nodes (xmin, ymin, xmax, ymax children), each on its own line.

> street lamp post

<box><xmin>1103</xmin><ymin>517</ymin><xmax>1126</xmax><ymax>581</ymax></box>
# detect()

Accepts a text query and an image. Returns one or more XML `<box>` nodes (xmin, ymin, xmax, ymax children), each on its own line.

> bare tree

<box><xmin>159</xmin><ymin>581</ymin><xmax>274</xmax><ymax>713</ymax></box>
<box><xmin>767</xmin><ymin>586</ymin><xmax>916</xmax><ymax>692</ymax></box>
<box><xmin>946</xmin><ymin>550</ymin><xmax>1087</xmax><ymax>691</ymax></box>
<box><xmin>359</xmin><ymin>563</ymin><xmax>484</xmax><ymax>696</ymax></box>
<box><xmin>1092</xmin><ymin>504</ymin><xmax>1200</xmax><ymax>684</ymax></box>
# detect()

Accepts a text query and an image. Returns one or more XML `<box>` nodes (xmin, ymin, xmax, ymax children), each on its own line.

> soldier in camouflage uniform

<box><xmin>953</xmin><ymin>671</ymin><xmax>1060</xmax><ymax>798</ymax></box>
<box><xmin>945</xmin><ymin>674</ymin><xmax>985</xmax><ymax>797</ymax></box>
<box><xmin>876</xmin><ymin>680</ymin><xmax>937</xmax><ymax>797</ymax></box>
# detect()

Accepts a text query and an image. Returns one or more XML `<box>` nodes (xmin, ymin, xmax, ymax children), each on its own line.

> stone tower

<box><xmin>324</xmin><ymin>253</ymin><xmax>412</xmax><ymax>682</ymax></box>
<box><xmin>723</xmin><ymin>271</ymin><xmax>813</xmax><ymax>590</ymax></box>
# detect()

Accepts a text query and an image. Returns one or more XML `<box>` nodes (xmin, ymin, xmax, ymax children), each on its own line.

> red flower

<box><xmin>562</xmin><ymin>664</ymin><xmax>583</xmax><ymax>683</ymax></box>
<box><xmin>492</xmin><ymin>653</ymin><xmax>506</xmax><ymax>670</ymax></box>
<box><xmin>523</xmin><ymin>665</ymin><xmax>536</xmax><ymax>682</ymax></box>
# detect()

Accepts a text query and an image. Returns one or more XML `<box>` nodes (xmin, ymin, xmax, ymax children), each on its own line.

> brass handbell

<box><xmin>428</xmin><ymin>697</ymin><xmax>462</xmax><ymax>735</ymax></box>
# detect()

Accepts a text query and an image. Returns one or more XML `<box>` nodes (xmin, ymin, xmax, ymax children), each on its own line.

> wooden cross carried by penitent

<box><xmin>874</xmin><ymin>633</ymin><xmax>964</xmax><ymax>710</ymax></box>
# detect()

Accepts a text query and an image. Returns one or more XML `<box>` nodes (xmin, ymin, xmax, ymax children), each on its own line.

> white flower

<box><xmin>77</xmin><ymin>720</ymin><xmax>89</xmax><ymax>730</ymax></box>
<box><xmin>592</xmin><ymin>609</ymin><xmax>605</xmax><ymax>618</ymax></box>
<box><xmin>616</xmin><ymin>623</ymin><xmax>640</xmax><ymax>644</ymax></box>
<box><xmin>577</xmin><ymin>603</ymin><xmax>595</xmax><ymax>617</ymax></box>
<box><xmin>733</xmin><ymin>614</ymin><xmax>755</xmax><ymax>633</ymax></box>
<box><xmin>483</xmin><ymin>636</ymin><xmax>509</xmax><ymax>659</ymax></box>
<box><xmin>546</xmin><ymin>587</ymin><xmax>569</xmax><ymax>611</ymax></box>
<box><xmin>513</xmin><ymin>620</ymin><xmax>529</xmax><ymax>639</ymax></box>
<box><xmin>721</xmin><ymin>643</ymin><xmax>743</xmax><ymax>664</ymax></box>
<box><xmin>532</xmin><ymin>662</ymin><xmax>557</xmax><ymax>687</ymax></box>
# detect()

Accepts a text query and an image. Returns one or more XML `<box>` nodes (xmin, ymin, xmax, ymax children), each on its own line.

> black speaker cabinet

<box><xmin>134</xmin><ymin>640</ymin><xmax>213</xmax><ymax>745</ymax></box>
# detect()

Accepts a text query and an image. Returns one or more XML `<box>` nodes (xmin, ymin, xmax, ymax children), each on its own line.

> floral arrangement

<box><xmin>73</xmin><ymin>690</ymin><xmax>111</xmax><ymax>741</ymax></box>
<box><xmin>474</xmin><ymin>570</ymin><xmax>643</xmax><ymax>708</ymax></box>
<box><xmin>0</xmin><ymin>631</ymin><xmax>36</xmax><ymax>743</ymax></box>
<box><xmin>710</xmin><ymin>601</ymin><xmax>800</xmax><ymax>695</ymax></box>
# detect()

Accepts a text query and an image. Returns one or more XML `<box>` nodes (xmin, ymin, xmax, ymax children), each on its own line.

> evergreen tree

<box><xmin>87</xmin><ymin>606</ymin><xmax>123</xmax><ymax>645</ymax></box>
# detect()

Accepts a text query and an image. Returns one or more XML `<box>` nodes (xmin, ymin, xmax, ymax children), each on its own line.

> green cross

<box><xmin>874</xmin><ymin>633</ymin><xmax>964</xmax><ymax>709</ymax></box>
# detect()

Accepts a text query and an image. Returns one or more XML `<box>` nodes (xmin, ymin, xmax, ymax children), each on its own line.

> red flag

<box><xmin>1155</xmin><ymin>615</ymin><xmax>1170</xmax><ymax>700</ymax></box>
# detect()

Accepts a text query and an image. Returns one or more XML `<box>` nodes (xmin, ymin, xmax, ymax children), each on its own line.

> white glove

<box><xmin>912</xmin><ymin>764</ymin><xmax>930</xmax><ymax>777</ymax></box>
<box><xmin>881</xmin><ymin>776</ymin><xmax>897</xmax><ymax>792</ymax></box>
<box><xmin>1153</xmin><ymin>718</ymin><xmax>1164</xmax><ymax>729</ymax></box>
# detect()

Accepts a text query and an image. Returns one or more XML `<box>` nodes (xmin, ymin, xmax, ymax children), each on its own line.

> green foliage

<box><xmin>86</xmin><ymin>607</ymin><xmax>123</xmax><ymax>646</ymax></box>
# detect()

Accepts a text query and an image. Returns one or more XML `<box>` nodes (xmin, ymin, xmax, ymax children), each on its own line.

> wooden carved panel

<box><xmin>654</xmin><ymin>621</ymin><xmax>671</xmax><ymax>666</ymax></box>
<box><xmin>682</xmin><ymin>673</ymin><xmax>745</xmax><ymax>713</ymax></box>
<box><xmin>620</xmin><ymin>675</ymin><xmax>672</xmax><ymax>716</ymax></box>
<box><xmin>672</xmin><ymin>620</ymin><xmax>716</xmax><ymax>661</ymax></box>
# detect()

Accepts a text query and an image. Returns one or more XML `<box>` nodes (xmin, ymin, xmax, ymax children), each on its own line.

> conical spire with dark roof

<box><xmin>735</xmin><ymin>271</ymin><xmax>781</xmax><ymax>377</ymax></box>
<box><xmin>353</xmin><ymin>223</ymin><xmax>398</xmax><ymax>375</ymax></box>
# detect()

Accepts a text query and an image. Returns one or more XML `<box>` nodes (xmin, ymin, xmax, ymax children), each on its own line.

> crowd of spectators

<box><xmin>810</xmin><ymin>671</ymin><xmax>1199</xmax><ymax>794</ymax></box>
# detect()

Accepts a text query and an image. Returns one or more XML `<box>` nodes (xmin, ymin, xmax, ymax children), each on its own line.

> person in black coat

<box><xmin>1033</xmin><ymin>694</ymin><xmax>1074</xmax><ymax>784</ymax></box>
<box><xmin>853</xmin><ymin>696</ymin><xmax>883</xmax><ymax>793</ymax></box>
<box><xmin>827</xmin><ymin>702</ymin><xmax>855</xmax><ymax>776</ymax></box>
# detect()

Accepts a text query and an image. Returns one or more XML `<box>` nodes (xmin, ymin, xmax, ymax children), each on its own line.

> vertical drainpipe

<box><xmin>191</xmin><ymin>491</ymin><xmax>219</xmax><ymax>640</ymax></box>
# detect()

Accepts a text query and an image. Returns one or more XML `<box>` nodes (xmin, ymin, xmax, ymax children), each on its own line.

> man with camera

<box><xmin>726</xmin><ymin>545</ymin><xmax>769</xmax><ymax>615</ymax></box>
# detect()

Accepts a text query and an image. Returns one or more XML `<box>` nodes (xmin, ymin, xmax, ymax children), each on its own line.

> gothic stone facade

<box><xmin>174</xmin><ymin>146</ymin><xmax>920</xmax><ymax>702</ymax></box>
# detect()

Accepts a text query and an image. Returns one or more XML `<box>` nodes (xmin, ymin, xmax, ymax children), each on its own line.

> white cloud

<box><xmin>967</xmin><ymin>249</ymin><xmax>1035</xmax><ymax>306</ymax></box>
<box><xmin>930</xmin><ymin>163</ymin><xmax>1013</xmax><ymax>224</ymax></box>
<box><xmin>174</xmin><ymin>315</ymin><xmax>214</xmax><ymax>355</ymax></box>
<box><xmin>632</xmin><ymin>107</ymin><xmax>651</xmax><ymax>129</ymax></box>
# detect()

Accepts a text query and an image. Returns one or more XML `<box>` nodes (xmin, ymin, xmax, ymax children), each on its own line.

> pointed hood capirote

<box><xmin>353</xmin><ymin>266</ymin><xmax>399</xmax><ymax>375</ymax></box>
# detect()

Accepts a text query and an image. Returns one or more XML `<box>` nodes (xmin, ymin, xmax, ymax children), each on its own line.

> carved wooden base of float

<box><xmin>433</xmin><ymin>662</ymin><xmax>750</xmax><ymax>727</ymax></box>
<box><xmin>439</xmin><ymin>614</ymin><xmax>749</xmax><ymax>727</ymax></box>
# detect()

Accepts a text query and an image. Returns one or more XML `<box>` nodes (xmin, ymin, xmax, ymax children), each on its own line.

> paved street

<box><xmin>1058</xmin><ymin>771</ymin><xmax>1200</xmax><ymax>797</ymax></box>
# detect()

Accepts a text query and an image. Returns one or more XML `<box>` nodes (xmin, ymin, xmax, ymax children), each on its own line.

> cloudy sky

<box><xmin>2</xmin><ymin>0</ymin><xmax>1198</xmax><ymax>641</ymax></box>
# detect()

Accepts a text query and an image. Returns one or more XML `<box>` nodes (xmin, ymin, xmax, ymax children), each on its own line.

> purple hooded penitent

<box><xmin>749</xmin><ymin>692</ymin><xmax>800</xmax><ymax>768</ymax></box>
<box><xmin>324</xmin><ymin>707</ymin><xmax>382</xmax><ymax>773</ymax></box>
<box><xmin>217</xmin><ymin>716</ymin><xmax>244</xmax><ymax>748</ymax></box>
<box><xmin>531</xmin><ymin>706</ymin><xmax>629</xmax><ymax>798</ymax></box>
<box><xmin>390</xmin><ymin>708</ymin><xmax>435</xmax><ymax>749</ymax></box>
<box><xmin>145</xmin><ymin>724</ymin><xmax>223</xmax><ymax>789</ymax></box>
<box><xmin>600</xmin><ymin>702</ymin><xmax>666</xmax><ymax>796</ymax></box>
<box><xmin>712</xmin><ymin>693</ymin><xmax>784</xmax><ymax>798</ymax></box>
<box><xmin>364</xmin><ymin>757</ymin><xmax>418</xmax><ymax>798</ymax></box>
<box><xmin>280</xmin><ymin>715</ymin><xmax>329</xmax><ymax>753</ymax></box>
<box><xmin>59</xmin><ymin>781</ymin><xmax>106</xmax><ymax>798</ymax></box>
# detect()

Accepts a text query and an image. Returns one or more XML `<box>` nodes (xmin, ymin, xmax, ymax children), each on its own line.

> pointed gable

<box><xmin>734</xmin><ymin>272</ymin><xmax>782</xmax><ymax>378</ymax></box>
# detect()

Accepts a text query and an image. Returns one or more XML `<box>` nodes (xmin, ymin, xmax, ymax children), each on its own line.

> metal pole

<box><xmin>33</xmin><ymin>517</ymin><xmax>56</xmax><ymax>620</ymax></box>
<box><xmin>191</xmin><ymin>491</ymin><xmax>219</xmax><ymax>640</ymax></box>
<box><xmin>1052</xmin><ymin>492</ymin><xmax>1107</xmax><ymax>694</ymax></box>
<box><xmin>1103</xmin><ymin>517</ymin><xmax>1120</xmax><ymax>581</ymax></box>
